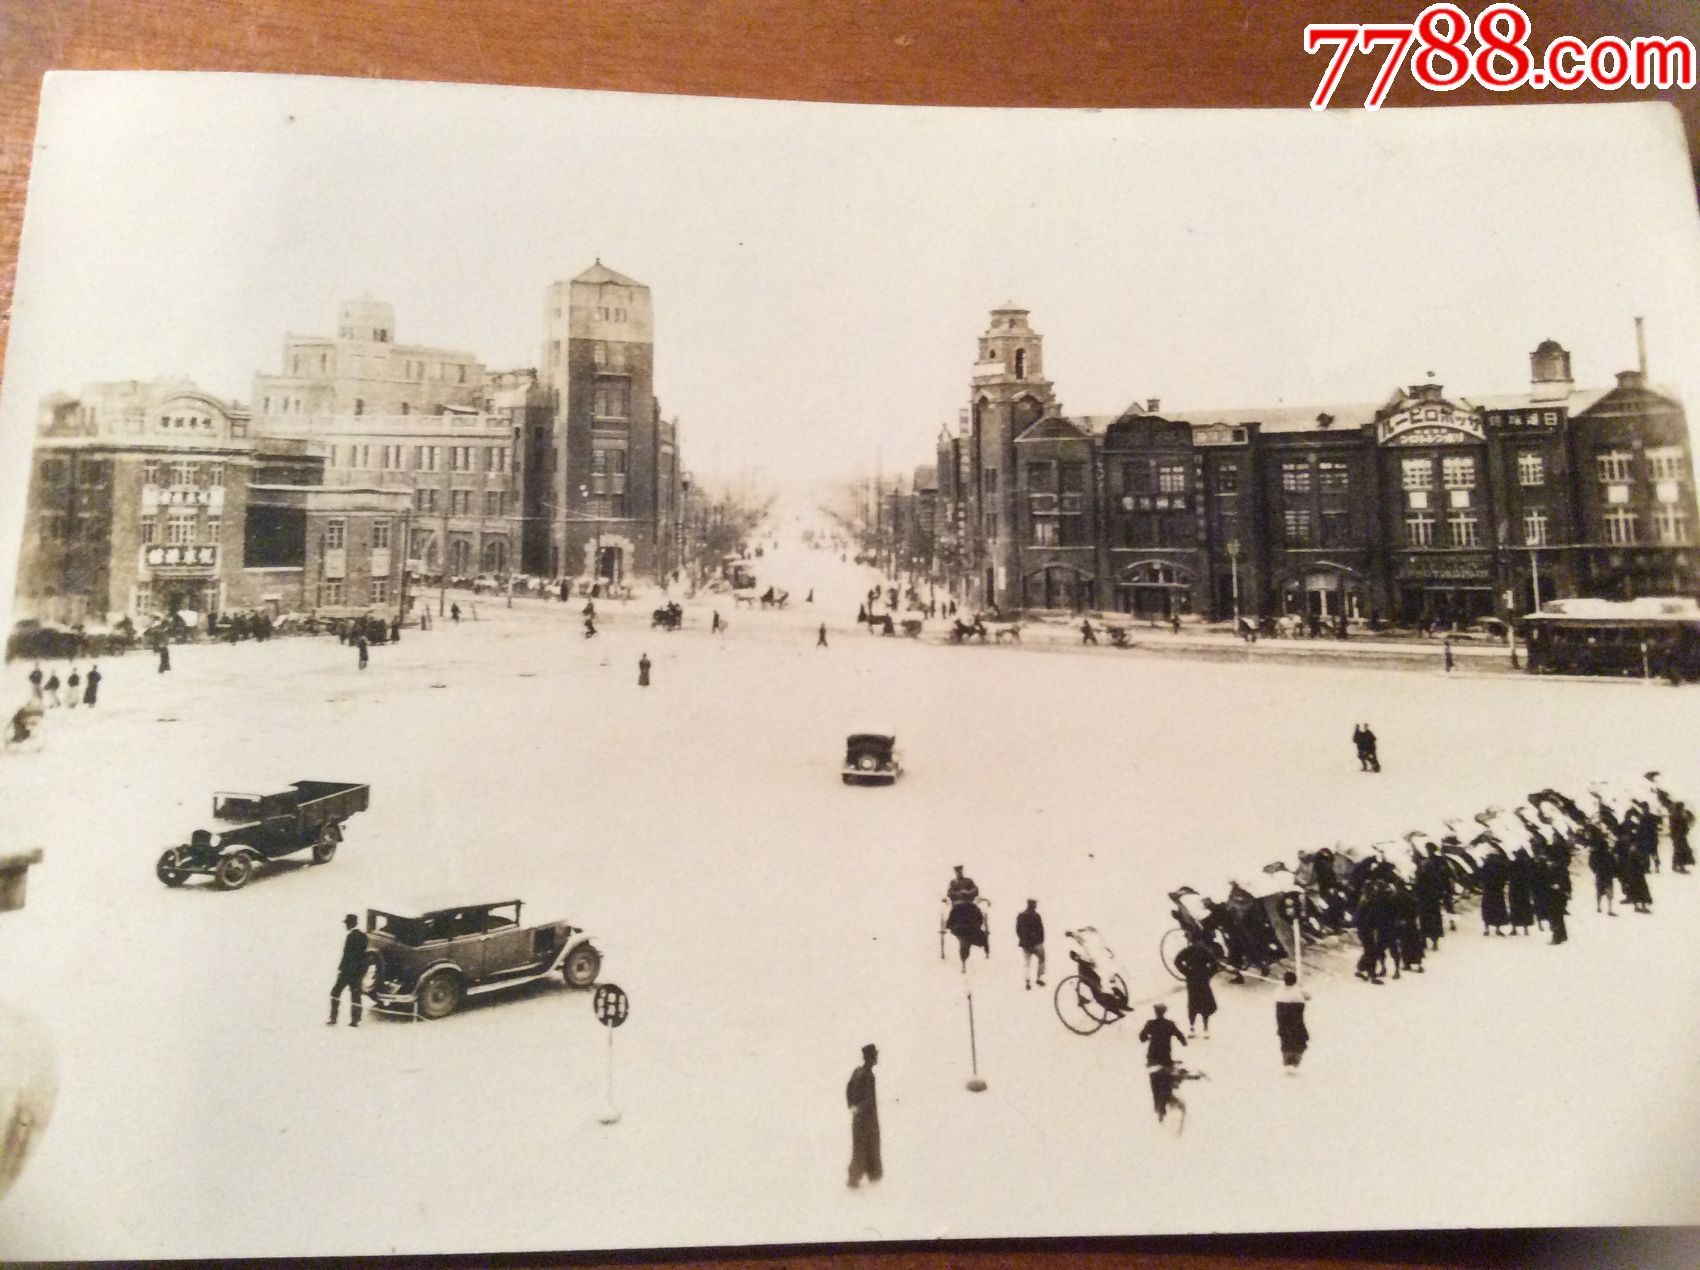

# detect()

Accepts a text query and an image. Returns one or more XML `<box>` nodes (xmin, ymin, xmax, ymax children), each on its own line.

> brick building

<box><xmin>538</xmin><ymin>262</ymin><xmax>683</xmax><ymax>584</ymax></box>
<box><xmin>935</xmin><ymin>307</ymin><xmax>1698</xmax><ymax>624</ymax></box>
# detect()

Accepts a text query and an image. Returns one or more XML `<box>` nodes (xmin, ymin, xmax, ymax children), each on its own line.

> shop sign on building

<box><xmin>145</xmin><ymin>545</ymin><xmax>218</xmax><ymax>569</ymax></box>
<box><xmin>1377</xmin><ymin>404</ymin><xmax>1484</xmax><ymax>446</ymax></box>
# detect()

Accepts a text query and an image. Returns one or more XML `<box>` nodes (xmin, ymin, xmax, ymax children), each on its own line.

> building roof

<box><xmin>1164</xmin><ymin>400</ymin><xmax>1384</xmax><ymax>434</ymax></box>
<box><xmin>1463</xmin><ymin>385</ymin><xmax>1616</xmax><ymax>415</ymax></box>
<box><xmin>574</xmin><ymin>260</ymin><xmax>642</xmax><ymax>287</ymax></box>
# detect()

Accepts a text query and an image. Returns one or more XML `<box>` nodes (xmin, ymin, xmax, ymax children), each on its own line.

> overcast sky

<box><xmin>4</xmin><ymin>73</ymin><xmax>1700</xmax><ymax>494</ymax></box>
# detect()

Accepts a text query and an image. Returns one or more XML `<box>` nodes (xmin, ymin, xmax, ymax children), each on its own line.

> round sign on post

<box><xmin>593</xmin><ymin>983</ymin><xmax>628</xmax><ymax>1125</ymax></box>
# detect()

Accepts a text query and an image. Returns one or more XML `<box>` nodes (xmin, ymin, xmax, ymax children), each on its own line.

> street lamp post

<box><xmin>1226</xmin><ymin>538</ymin><xmax>1241</xmax><ymax>630</ymax></box>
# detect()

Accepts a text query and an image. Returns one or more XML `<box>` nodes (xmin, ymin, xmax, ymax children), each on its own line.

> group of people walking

<box><xmin>26</xmin><ymin>662</ymin><xmax>101</xmax><ymax>709</ymax></box>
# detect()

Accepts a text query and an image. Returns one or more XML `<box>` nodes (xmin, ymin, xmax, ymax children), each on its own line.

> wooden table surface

<box><xmin>2</xmin><ymin>2</ymin><xmax>1697</xmax><ymax>1267</ymax></box>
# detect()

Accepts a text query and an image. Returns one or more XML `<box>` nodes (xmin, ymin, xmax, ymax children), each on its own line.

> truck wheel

<box><xmin>562</xmin><ymin>944</ymin><xmax>601</xmax><ymax>988</ymax></box>
<box><xmin>215</xmin><ymin>851</ymin><xmax>259</xmax><ymax>890</ymax></box>
<box><xmin>311</xmin><ymin>833</ymin><xmax>338</xmax><ymax>865</ymax></box>
<box><xmin>156</xmin><ymin>849</ymin><xmax>189</xmax><ymax>887</ymax></box>
<box><xmin>417</xmin><ymin>971</ymin><xmax>463</xmax><ymax>1020</ymax></box>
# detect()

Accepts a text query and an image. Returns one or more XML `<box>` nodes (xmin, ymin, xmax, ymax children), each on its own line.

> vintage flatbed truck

<box><xmin>155</xmin><ymin>781</ymin><xmax>370</xmax><ymax>890</ymax></box>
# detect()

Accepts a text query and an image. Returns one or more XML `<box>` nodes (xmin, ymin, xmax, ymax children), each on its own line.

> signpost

<box><xmin>592</xmin><ymin>983</ymin><xmax>629</xmax><ymax>1125</ymax></box>
<box><xmin>964</xmin><ymin>979</ymin><xmax>987</xmax><ymax>1093</ymax></box>
<box><xmin>1226</xmin><ymin>539</ymin><xmax>1241</xmax><ymax>631</ymax></box>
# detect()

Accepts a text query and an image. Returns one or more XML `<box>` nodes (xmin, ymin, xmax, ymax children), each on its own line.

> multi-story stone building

<box><xmin>538</xmin><ymin>262</ymin><xmax>682</xmax><ymax>584</ymax></box>
<box><xmin>251</xmin><ymin>300</ymin><xmax>522</xmax><ymax>578</ymax></box>
<box><xmin>14</xmin><ymin>378</ymin><xmax>408</xmax><ymax>623</ymax></box>
<box><xmin>936</xmin><ymin>307</ymin><xmax>1698</xmax><ymax>624</ymax></box>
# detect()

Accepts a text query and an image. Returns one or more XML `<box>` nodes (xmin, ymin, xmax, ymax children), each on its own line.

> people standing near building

<box><xmin>27</xmin><ymin>663</ymin><xmax>42</xmax><ymax>703</ymax></box>
<box><xmin>82</xmin><ymin>664</ymin><xmax>101</xmax><ymax>707</ymax></box>
<box><xmin>1080</xmin><ymin>619</ymin><xmax>1097</xmax><ymax>645</ymax></box>
<box><xmin>1616</xmin><ymin>834</ymin><xmax>1653</xmax><ymax>914</ymax></box>
<box><xmin>65</xmin><ymin>666</ymin><xmax>80</xmax><ymax>709</ymax></box>
<box><xmin>1274</xmin><ymin>971</ymin><xmax>1310</xmax><ymax>1072</ymax></box>
<box><xmin>845</xmin><ymin>1043</ymin><xmax>882</xmax><ymax>1188</ymax></box>
<box><xmin>817</xmin><ymin>623</ymin><xmax>828</xmax><ymax>648</ymax></box>
<box><xmin>1414</xmin><ymin>845</ymin><xmax>1449</xmax><ymax>950</ymax></box>
<box><xmin>328</xmin><ymin>913</ymin><xmax>367</xmax><ymax>1028</ymax></box>
<box><xmin>41</xmin><ymin>670</ymin><xmax>60</xmax><ymax>708</ymax></box>
<box><xmin>1015</xmin><ymin>899</ymin><xmax>1045</xmax><ymax>990</ymax></box>
<box><xmin>638</xmin><ymin>653</ymin><xmax>651</xmax><ymax>687</ymax></box>
<box><xmin>1542</xmin><ymin>850</ymin><xmax>1570</xmax><ymax>945</ymax></box>
<box><xmin>1507</xmin><ymin>847</ymin><xmax>1536</xmax><ymax>935</ymax></box>
<box><xmin>356</xmin><ymin>634</ymin><xmax>369</xmax><ymax>670</ymax></box>
<box><xmin>1172</xmin><ymin>932</ymin><xmax>1219</xmax><ymax>1037</ymax></box>
<box><xmin>1588</xmin><ymin>826</ymin><xmax>1618</xmax><ymax>915</ymax></box>
<box><xmin>1137</xmin><ymin>1003</ymin><xmax>1189</xmax><ymax>1124</ymax></box>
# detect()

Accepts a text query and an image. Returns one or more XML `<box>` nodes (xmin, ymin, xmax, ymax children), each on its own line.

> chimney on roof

<box><xmin>1146</xmin><ymin>398</ymin><xmax>1160</xmax><ymax>413</ymax></box>
<box><xmin>1635</xmin><ymin>316</ymin><xmax>1648</xmax><ymax>377</ymax></box>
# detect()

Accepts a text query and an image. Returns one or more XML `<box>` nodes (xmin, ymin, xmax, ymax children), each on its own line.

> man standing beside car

<box><xmin>328</xmin><ymin>913</ymin><xmax>367</xmax><ymax>1027</ymax></box>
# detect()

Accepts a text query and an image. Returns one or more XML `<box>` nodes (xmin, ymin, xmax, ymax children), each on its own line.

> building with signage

<box><xmin>14</xmin><ymin>378</ymin><xmax>410</xmax><ymax>624</ymax></box>
<box><xmin>251</xmin><ymin>300</ymin><xmax>522</xmax><ymax>579</ymax></box>
<box><xmin>538</xmin><ymin>262</ymin><xmax>682</xmax><ymax>585</ymax></box>
<box><xmin>933</xmin><ymin>308</ymin><xmax>1697</xmax><ymax>624</ymax></box>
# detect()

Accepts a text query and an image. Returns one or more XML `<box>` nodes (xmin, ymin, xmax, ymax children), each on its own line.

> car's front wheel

<box><xmin>417</xmin><ymin>970</ymin><xmax>463</xmax><ymax>1020</ymax></box>
<box><xmin>562</xmin><ymin>944</ymin><xmax>601</xmax><ymax>989</ymax></box>
<box><xmin>215</xmin><ymin>851</ymin><xmax>259</xmax><ymax>890</ymax></box>
<box><xmin>311</xmin><ymin>827</ymin><xmax>340</xmax><ymax>865</ymax></box>
<box><xmin>156</xmin><ymin>848</ymin><xmax>189</xmax><ymax>887</ymax></box>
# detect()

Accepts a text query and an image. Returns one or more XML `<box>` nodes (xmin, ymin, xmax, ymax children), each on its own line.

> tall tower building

<box><xmin>968</xmin><ymin>306</ymin><xmax>1055</xmax><ymax>607</ymax></box>
<box><xmin>540</xmin><ymin>262</ymin><xmax>667</xmax><ymax>582</ymax></box>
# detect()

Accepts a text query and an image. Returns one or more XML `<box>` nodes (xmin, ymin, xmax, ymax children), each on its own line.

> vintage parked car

<box><xmin>361</xmin><ymin>899</ymin><xmax>602</xmax><ymax>1020</ymax></box>
<box><xmin>843</xmin><ymin>732</ymin><xmax>902</xmax><ymax>786</ymax></box>
<box><xmin>154</xmin><ymin>780</ymin><xmax>370</xmax><ymax>889</ymax></box>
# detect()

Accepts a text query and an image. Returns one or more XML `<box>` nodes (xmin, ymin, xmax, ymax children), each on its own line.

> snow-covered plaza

<box><xmin>3</xmin><ymin>532</ymin><xmax>1699</xmax><ymax>1259</ymax></box>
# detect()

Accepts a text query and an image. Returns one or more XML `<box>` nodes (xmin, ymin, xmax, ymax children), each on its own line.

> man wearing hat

<box><xmin>1015</xmin><ymin>899</ymin><xmax>1046</xmax><ymax>990</ymax></box>
<box><xmin>946</xmin><ymin>865</ymin><xmax>978</xmax><ymax>906</ymax></box>
<box><xmin>328</xmin><ymin>913</ymin><xmax>368</xmax><ymax>1027</ymax></box>
<box><xmin>845</xmin><ymin>1043</ymin><xmax>882</xmax><ymax>1187</ymax></box>
<box><xmin>1137</xmin><ymin>1003</ymin><xmax>1188</xmax><ymax>1123</ymax></box>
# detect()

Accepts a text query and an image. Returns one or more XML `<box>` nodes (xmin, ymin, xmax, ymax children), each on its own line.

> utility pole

<box><xmin>439</xmin><ymin>440</ymin><xmax>451</xmax><ymax>617</ymax></box>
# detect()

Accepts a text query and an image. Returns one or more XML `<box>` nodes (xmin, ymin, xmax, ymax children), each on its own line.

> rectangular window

<box><xmin>371</xmin><ymin>578</ymin><xmax>391</xmax><ymax>604</ymax></box>
<box><xmin>1442</xmin><ymin>456</ymin><xmax>1476</xmax><ymax>489</ymax></box>
<box><xmin>328</xmin><ymin>445</ymin><xmax>339</xmax><ymax>468</ymax></box>
<box><xmin>1405</xmin><ymin>511</ymin><xmax>1435</xmax><ymax>547</ymax></box>
<box><xmin>1320</xmin><ymin>510</ymin><xmax>1350</xmax><ymax>546</ymax></box>
<box><xmin>1523</xmin><ymin>509</ymin><xmax>1549</xmax><ymax>546</ymax></box>
<box><xmin>372</xmin><ymin>521</ymin><xmax>391</xmax><ymax>550</ymax></box>
<box><xmin>1447</xmin><ymin>512</ymin><xmax>1479</xmax><ymax>548</ymax></box>
<box><xmin>594</xmin><ymin>380</ymin><xmax>631</xmax><ymax>419</ymax></box>
<box><xmin>1280</xmin><ymin>461</ymin><xmax>1310</xmax><ymax>494</ymax></box>
<box><xmin>1604</xmin><ymin>508</ymin><xmax>1638</xmax><ymax>545</ymax></box>
<box><xmin>142</xmin><ymin>461</ymin><xmax>163</xmax><ymax>487</ymax></box>
<box><xmin>1157</xmin><ymin>463</ymin><xmax>1186</xmax><ymax>494</ymax></box>
<box><xmin>1283</xmin><ymin>508</ymin><xmax>1312</xmax><ymax>546</ymax></box>
<box><xmin>171</xmin><ymin>461</ymin><xmax>196</xmax><ymax>487</ymax></box>
<box><xmin>318</xmin><ymin>581</ymin><xmax>345</xmax><ymax>606</ymax></box>
<box><xmin>1597</xmin><ymin>450</ymin><xmax>1633</xmax><ymax>483</ymax></box>
<box><xmin>1216</xmin><ymin>462</ymin><xmax>1239</xmax><ymax>494</ymax></box>
<box><xmin>451</xmin><ymin>490</ymin><xmax>472</xmax><ymax>515</ymax></box>
<box><xmin>591</xmin><ymin>448</ymin><xmax>609</xmax><ymax>495</ymax></box>
<box><xmin>1517</xmin><ymin>451</ymin><xmax>1545</xmax><ymax>487</ymax></box>
<box><xmin>204</xmin><ymin>516</ymin><xmax>221</xmax><ymax>544</ymax></box>
<box><xmin>1123</xmin><ymin>462</ymin><xmax>1152</xmax><ymax>494</ymax></box>
<box><xmin>1031</xmin><ymin>518</ymin><xmax>1059</xmax><ymax>546</ymax></box>
<box><xmin>166</xmin><ymin>513</ymin><xmax>196</xmax><ymax>546</ymax></box>
<box><xmin>1401</xmin><ymin>458</ymin><xmax>1433</xmax><ymax>490</ymax></box>
<box><xmin>325</xmin><ymin>519</ymin><xmax>346</xmax><ymax>550</ymax></box>
<box><xmin>415</xmin><ymin>489</ymin><xmax>437</xmax><ymax>512</ymax></box>
<box><xmin>1653</xmin><ymin>507</ymin><xmax>1689</xmax><ymax>545</ymax></box>
<box><xmin>484</xmin><ymin>491</ymin><xmax>503</xmax><ymax>516</ymax></box>
<box><xmin>78</xmin><ymin>459</ymin><xmax>110</xmax><ymax>488</ymax></box>
<box><xmin>1026</xmin><ymin>462</ymin><xmax>1054</xmax><ymax>492</ymax></box>
<box><xmin>611</xmin><ymin>450</ymin><xmax>627</xmax><ymax>494</ymax></box>
<box><xmin>140</xmin><ymin>516</ymin><xmax>157</xmax><ymax>545</ymax></box>
<box><xmin>1318</xmin><ymin>460</ymin><xmax>1349</xmax><ymax>493</ymax></box>
<box><xmin>984</xmin><ymin>470</ymin><xmax>998</xmax><ymax>497</ymax></box>
<box><xmin>134</xmin><ymin>581</ymin><xmax>152</xmax><ymax>615</ymax></box>
<box><xmin>1647</xmin><ymin>446</ymin><xmax>1688</xmax><ymax>482</ymax></box>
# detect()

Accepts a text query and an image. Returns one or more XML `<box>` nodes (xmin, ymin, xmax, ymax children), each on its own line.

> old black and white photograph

<box><xmin>1</xmin><ymin>72</ymin><xmax>1700</xmax><ymax>1260</ymax></box>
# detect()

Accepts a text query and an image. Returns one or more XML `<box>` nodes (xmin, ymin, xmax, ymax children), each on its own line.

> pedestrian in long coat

<box><xmin>1617</xmin><ymin>840</ymin><xmax>1652</xmax><ymax>912</ymax></box>
<box><xmin>328</xmin><ymin>913</ymin><xmax>367</xmax><ymax>1027</ymax></box>
<box><xmin>1351</xmin><ymin>724</ymin><xmax>1370</xmax><ymax>771</ymax></box>
<box><xmin>1633</xmin><ymin>803</ymin><xmax>1661</xmax><ymax>874</ymax></box>
<box><xmin>1172</xmin><ymin>934</ymin><xmax>1219</xmax><ymax>1035</ymax></box>
<box><xmin>1353</xmin><ymin>880</ymin><xmax>1388</xmax><ymax>981</ymax></box>
<box><xmin>1414</xmin><ymin>849</ymin><xmax>1448</xmax><ymax>948</ymax></box>
<box><xmin>83</xmin><ymin>664</ymin><xmax>101</xmax><ymax>706</ymax></box>
<box><xmin>27</xmin><ymin>663</ymin><xmax>42</xmax><ymax>702</ymax></box>
<box><xmin>1138</xmin><ymin>1004</ymin><xmax>1189</xmax><ymax>1122</ymax></box>
<box><xmin>845</xmin><ymin>1044</ymin><xmax>882</xmax><ymax>1188</ymax></box>
<box><xmin>1587</xmin><ymin>830</ymin><xmax>1617</xmax><ymax>913</ymax></box>
<box><xmin>1507</xmin><ymin>848</ymin><xmax>1537</xmax><ymax>934</ymax></box>
<box><xmin>157</xmin><ymin>640</ymin><xmax>171</xmax><ymax>673</ymax></box>
<box><xmin>42</xmin><ymin>671</ymin><xmax>60</xmax><ymax>708</ymax></box>
<box><xmin>1479</xmin><ymin>847</ymin><xmax>1510</xmax><ymax>934</ymax></box>
<box><xmin>1274</xmin><ymin>971</ymin><xmax>1310</xmax><ymax>1070</ymax></box>
<box><xmin>1669</xmin><ymin>800</ymin><xmax>1695</xmax><ymax>873</ymax></box>
<box><xmin>65</xmin><ymin>667</ymin><xmax>80</xmax><ymax>708</ymax></box>
<box><xmin>637</xmin><ymin>653</ymin><xmax>651</xmax><ymax>687</ymax></box>
<box><xmin>356</xmin><ymin>635</ymin><xmax>369</xmax><ymax>670</ymax></box>
<box><xmin>1392</xmin><ymin>882</ymin><xmax>1424</xmax><ymax>973</ymax></box>
<box><xmin>1542</xmin><ymin>853</ymin><xmax>1570</xmax><ymax>945</ymax></box>
<box><xmin>1443</xmin><ymin>636</ymin><xmax>1455</xmax><ymax>672</ymax></box>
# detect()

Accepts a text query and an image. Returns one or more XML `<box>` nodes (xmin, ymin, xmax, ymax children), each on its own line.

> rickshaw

<box><xmin>842</xmin><ymin>732</ymin><xmax>901</xmax><ymax>786</ymax></box>
<box><xmin>1053</xmin><ymin>927</ymin><xmax>1132</xmax><ymax>1035</ymax></box>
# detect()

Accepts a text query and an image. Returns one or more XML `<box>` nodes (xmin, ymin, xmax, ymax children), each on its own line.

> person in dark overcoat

<box><xmin>328</xmin><ymin>913</ymin><xmax>367</xmax><ymax>1027</ymax></box>
<box><xmin>845</xmin><ymin>1044</ymin><xmax>882</xmax><ymax>1187</ymax></box>
<box><xmin>1507</xmin><ymin>848</ymin><xmax>1537</xmax><ymax>935</ymax></box>
<box><xmin>1391</xmin><ymin>880</ymin><xmax>1424</xmax><ymax>974</ymax></box>
<box><xmin>1138</xmin><ymin>1004</ymin><xmax>1189</xmax><ymax>1122</ymax></box>
<box><xmin>1414</xmin><ymin>846</ymin><xmax>1449</xmax><ymax>948</ymax></box>
<box><xmin>1274</xmin><ymin>971</ymin><xmax>1310</xmax><ymax>1070</ymax></box>
<box><xmin>1617</xmin><ymin>838</ymin><xmax>1652</xmax><ymax>913</ymax></box>
<box><xmin>1172</xmin><ymin>933</ymin><xmax>1219</xmax><ymax>1035</ymax></box>
<box><xmin>82</xmin><ymin>664</ymin><xmax>101</xmax><ymax>706</ymax></box>
<box><xmin>1361</xmin><ymin>725</ymin><xmax>1380</xmax><ymax>772</ymax></box>
<box><xmin>157</xmin><ymin>639</ymin><xmax>171</xmax><ymax>673</ymax></box>
<box><xmin>1669</xmin><ymin>798</ymin><xmax>1695</xmax><ymax>874</ymax></box>
<box><xmin>1353</xmin><ymin>878</ymin><xmax>1388</xmax><ymax>982</ymax></box>
<box><xmin>1632</xmin><ymin>802</ymin><xmax>1661</xmax><ymax>874</ymax></box>
<box><xmin>1015</xmin><ymin>900</ymin><xmax>1045</xmax><ymax>990</ymax></box>
<box><xmin>1479</xmin><ymin>846</ymin><xmax>1510</xmax><ymax>934</ymax></box>
<box><xmin>945</xmin><ymin>899</ymin><xmax>986</xmax><ymax>971</ymax></box>
<box><xmin>1587</xmin><ymin>826</ymin><xmax>1617</xmax><ymax>914</ymax></box>
<box><xmin>1542</xmin><ymin>851</ymin><xmax>1570</xmax><ymax>945</ymax></box>
<box><xmin>637</xmin><ymin>653</ymin><xmax>651</xmax><ymax>687</ymax></box>
<box><xmin>356</xmin><ymin>635</ymin><xmax>369</xmax><ymax>670</ymax></box>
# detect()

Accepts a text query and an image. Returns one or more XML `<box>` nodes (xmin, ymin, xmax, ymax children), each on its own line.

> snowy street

<box><xmin>2</xmin><ymin>529</ymin><xmax>1699</xmax><ymax>1258</ymax></box>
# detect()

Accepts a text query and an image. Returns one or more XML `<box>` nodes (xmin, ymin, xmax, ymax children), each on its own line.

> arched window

<box><xmin>450</xmin><ymin>539</ymin><xmax>472</xmax><ymax>575</ymax></box>
<box><xmin>482</xmin><ymin>539</ymin><xmax>507</xmax><ymax>573</ymax></box>
<box><xmin>1014</xmin><ymin>349</ymin><xmax>1026</xmax><ymax>379</ymax></box>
